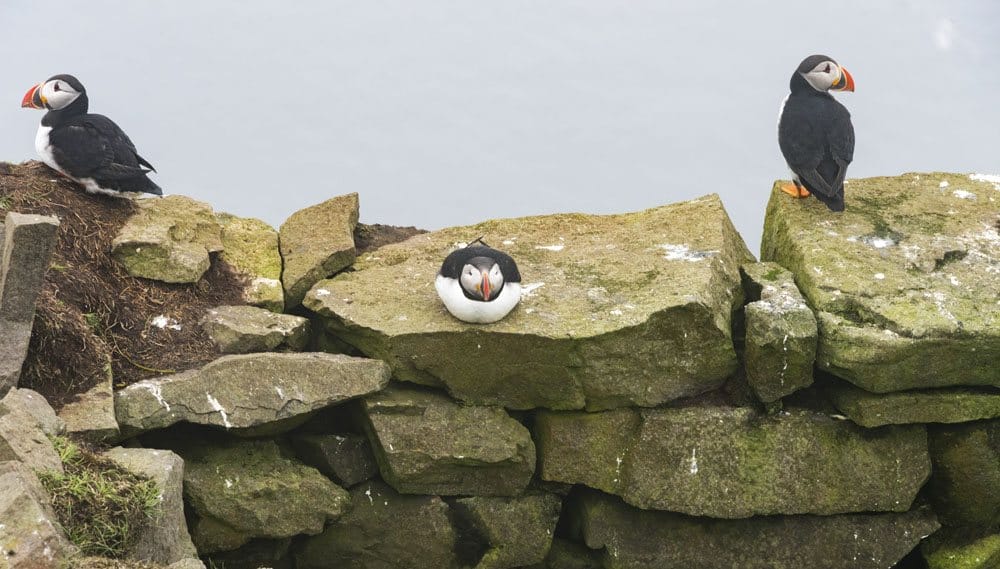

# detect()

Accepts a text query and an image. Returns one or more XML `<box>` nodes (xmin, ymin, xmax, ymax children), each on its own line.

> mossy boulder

<box><xmin>112</xmin><ymin>195</ymin><xmax>223</xmax><ymax>283</ymax></box>
<box><xmin>362</xmin><ymin>386</ymin><xmax>535</xmax><ymax>496</ymax></box>
<box><xmin>926</xmin><ymin>420</ymin><xmax>1000</xmax><ymax>528</ymax></box>
<box><xmin>452</xmin><ymin>493</ymin><xmax>563</xmax><ymax>569</ymax></box>
<box><xmin>761</xmin><ymin>173</ymin><xmax>1000</xmax><ymax>392</ymax></box>
<box><xmin>279</xmin><ymin>193</ymin><xmax>359</xmax><ymax>307</ymax></box>
<box><xmin>741</xmin><ymin>262</ymin><xmax>817</xmax><ymax>402</ymax></box>
<box><xmin>535</xmin><ymin>406</ymin><xmax>930</xmax><ymax>518</ymax></box>
<box><xmin>923</xmin><ymin>527</ymin><xmax>1000</xmax><ymax>569</ymax></box>
<box><xmin>570</xmin><ymin>488</ymin><xmax>939</xmax><ymax>569</ymax></box>
<box><xmin>178</xmin><ymin>438</ymin><xmax>349</xmax><ymax>554</ymax></box>
<box><xmin>293</xmin><ymin>480</ymin><xmax>460</xmax><ymax>569</ymax></box>
<box><xmin>827</xmin><ymin>381</ymin><xmax>1000</xmax><ymax>427</ymax></box>
<box><xmin>305</xmin><ymin>195</ymin><xmax>753</xmax><ymax>410</ymax></box>
<box><xmin>217</xmin><ymin>213</ymin><xmax>284</xmax><ymax>311</ymax></box>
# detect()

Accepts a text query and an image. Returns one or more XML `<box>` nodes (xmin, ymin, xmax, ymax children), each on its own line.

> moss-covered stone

<box><xmin>362</xmin><ymin>386</ymin><xmax>535</xmax><ymax>496</ymax></box>
<box><xmin>541</xmin><ymin>538</ymin><xmax>602</xmax><ymax>569</ymax></box>
<box><xmin>761</xmin><ymin>173</ymin><xmax>1000</xmax><ymax>392</ymax></box>
<box><xmin>923</xmin><ymin>527</ymin><xmax>1000</xmax><ymax>569</ymax></box>
<box><xmin>217</xmin><ymin>213</ymin><xmax>284</xmax><ymax>312</ymax></box>
<box><xmin>536</xmin><ymin>406</ymin><xmax>930</xmax><ymax>518</ymax></box>
<box><xmin>112</xmin><ymin>195</ymin><xmax>223</xmax><ymax>283</ymax></box>
<box><xmin>926</xmin><ymin>420</ymin><xmax>1000</xmax><ymax>528</ymax></box>
<box><xmin>290</xmin><ymin>433</ymin><xmax>378</xmax><ymax>487</ymax></box>
<box><xmin>827</xmin><ymin>382</ymin><xmax>1000</xmax><ymax>427</ymax></box>
<box><xmin>452</xmin><ymin>493</ymin><xmax>562</xmax><ymax>569</ymax></box>
<box><xmin>741</xmin><ymin>262</ymin><xmax>817</xmax><ymax>403</ymax></box>
<box><xmin>570</xmin><ymin>488</ymin><xmax>939</xmax><ymax>569</ymax></box>
<box><xmin>200</xmin><ymin>305</ymin><xmax>310</xmax><ymax>354</ymax></box>
<box><xmin>279</xmin><ymin>193</ymin><xmax>359</xmax><ymax>307</ymax></box>
<box><xmin>305</xmin><ymin>195</ymin><xmax>753</xmax><ymax>410</ymax></box>
<box><xmin>178</xmin><ymin>438</ymin><xmax>349</xmax><ymax>554</ymax></box>
<box><xmin>293</xmin><ymin>480</ymin><xmax>460</xmax><ymax>569</ymax></box>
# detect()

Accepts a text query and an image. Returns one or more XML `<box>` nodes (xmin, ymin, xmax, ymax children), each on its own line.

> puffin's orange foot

<box><xmin>780</xmin><ymin>183</ymin><xmax>811</xmax><ymax>198</ymax></box>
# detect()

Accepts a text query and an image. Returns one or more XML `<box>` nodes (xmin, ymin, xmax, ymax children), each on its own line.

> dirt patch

<box><xmin>354</xmin><ymin>222</ymin><xmax>426</xmax><ymax>254</ymax></box>
<box><xmin>1</xmin><ymin>161</ymin><xmax>246</xmax><ymax>408</ymax></box>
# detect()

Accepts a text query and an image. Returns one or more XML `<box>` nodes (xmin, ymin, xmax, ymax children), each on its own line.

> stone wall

<box><xmin>3</xmin><ymin>173</ymin><xmax>999</xmax><ymax>569</ymax></box>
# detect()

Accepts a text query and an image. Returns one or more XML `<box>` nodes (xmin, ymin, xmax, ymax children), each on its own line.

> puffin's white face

<box><xmin>801</xmin><ymin>60</ymin><xmax>855</xmax><ymax>93</ymax></box>
<box><xmin>459</xmin><ymin>261</ymin><xmax>504</xmax><ymax>301</ymax></box>
<box><xmin>38</xmin><ymin>78</ymin><xmax>83</xmax><ymax>110</ymax></box>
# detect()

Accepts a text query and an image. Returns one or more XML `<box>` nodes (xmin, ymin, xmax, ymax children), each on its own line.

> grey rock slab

<box><xmin>279</xmin><ymin>192</ymin><xmax>359</xmax><ymax>307</ymax></box>
<box><xmin>536</xmin><ymin>406</ymin><xmax>930</xmax><ymax>518</ymax></box>
<box><xmin>570</xmin><ymin>488</ymin><xmax>939</xmax><ymax>569</ymax></box>
<box><xmin>926</xmin><ymin>419</ymin><xmax>1000</xmax><ymax>528</ymax></box>
<box><xmin>294</xmin><ymin>480</ymin><xmax>460</xmax><ymax>569</ymax></box>
<box><xmin>178</xmin><ymin>438</ymin><xmax>349</xmax><ymax>554</ymax></box>
<box><xmin>115</xmin><ymin>352</ymin><xmax>390</xmax><ymax>437</ymax></box>
<box><xmin>827</xmin><ymin>382</ymin><xmax>1000</xmax><ymax>427</ymax></box>
<box><xmin>305</xmin><ymin>194</ymin><xmax>753</xmax><ymax>411</ymax></box>
<box><xmin>453</xmin><ymin>493</ymin><xmax>562</xmax><ymax>569</ymax></box>
<box><xmin>362</xmin><ymin>386</ymin><xmax>535</xmax><ymax>496</ymax></box>
<box><xmin>0</xmin><ymin>401</ymin><xmax>62</xmax><ymax>474</ymax></box>
<box><xmin>200</xmin><ymin>305</ymin><xmax>309</xmax><ymax>354</ymax></box>
<box><xmin>104</xmin><ymin>447</ymin><xmax>198</xmax><ymax>565</ymax></box>
<box><xmin>0</xmin><ymin>461</ymin><xmax>79</xmax><ymax>568</ymax></box>
<box><xmin>57</xmin><ymin>366</ymin><xmax>119</xmax><ymax>443</ymax></box>
<box><xmin>290</xmin><ymin>433</ymin><xmax>378</xmax><ymax>487</ymax></box>
<box><xmin>0</xmin><ymin>388</ymin><xmax>64</xmax><ymax>436</ymax></box>
<box><xmin>761</xmin><ymin>173</ymin><xmax>1000</xmax><ymax>392</ymax></box>
<box><xmin>167</xmin><ymin>560</ymin><xmax>208</xmax><ymax>569</ymax></box>
<box><xmin>741</xmin><ymin>262</ymin><xmax>817</xmax><ymax>402</ymax></box>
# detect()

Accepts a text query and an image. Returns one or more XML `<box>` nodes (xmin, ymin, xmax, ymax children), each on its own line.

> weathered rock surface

<box><xmin>0</xmin><ymin>212</ymin><xmax>59</xmax><ymax>398</ymax></box>
<box><xmin>115</xmin><ymin>352</ymin><xmax>390</xmax><ymax>436</ymax></box>
<box><xmin>112</xmin><ymin>195</ymin><xmax>224</xmax><ymax>283</ymax></box>
<box><xmin>200</xmin><ymin>305</ymin><xmax>310</xmax><ymax>354</ymax></box>
<box><xmin>104</xmin><ymin>447</ymin><xmax>198</xmax><ymax>564</ymax></box>
<box><xmin>0</xmin><ymin>388</ymin><xmax>64</xmax><ymax>436</ymax></box>
<box><xmin>927</xmin><ymin>420</ymin><xmax>1000</xmax><ymax>528</ymax></box>
<box><xmin>178</xmin><ymin>438</ymin><xmax>349</xmax><ymax>554</ymax></box>
<box><xmin>0</xmin><ymin>461</ymin><xmax>79</xmax><ymax>567</ymax></box>
<box><xmin>541</xmin><ymin>539</ymin><xmax>602</xmax><ymax>569</ymax></box>
<box><xmin>762</xmin><ymin>173</ymin><xmax>1000</xmax><ymax>392</ymax></box>
<box><xmin>363</xmin><ymin>386</ymin><xmax>535</xmax><ymax>496</ymax></box>
<box><xmin>570</xmin><ymin>489</ymin><xmax>939</xmax><ymax>569</ymax></box>
<box><xmin>306</xmin><ymin>195</ymin><xmax>753</xmax><ymax>410</ymax></box>
<box><xmin>741</xmin><ymin>262</ymin><xmax>817</xmax><ymax>402</ymax></box>
<box><xmin>204</xmin><ymin>538</ymin><xmax>293</xmax><ymax>569</ymax></box>
<box><xmin>0</xmin><ymin>393</ymin><xmax>63</xmax><ymax>473</ymax></box>
<box><xmin>453</xmin><ymin>493</ymin><xmax>562</xmax><ymax>569</ymax></box>
<box><xmin>827</xmin><ymin>382</ymin><xmax>1000</xmax><ymax>427</ymax></box>
<box><xmin>58</xmin><ymin>364</ymin><xmax>119</xmax><ymax>442</ymax></box>
<box><xmin>290</xmin><ymin>433</ymin><xmax>377</xmax><ymax>487</ymax></box>
<box><xmin>536</xmin><ymin>406</ymin><xmax>930</xmax><ymax>518</ymax></box>
<box><xmin>294</xmin><ymin>480</ymin><xmax>459</xmax><ymax>569</ymax></box>
<box><xmin>923</xmin><ymin>527</ymin><xmax>1000</xmax><ymax>569</ymax></box>
<box><xmin>217</xmin><ymin>213</ymin><xmax>284</xmax><ymax>311</ymax></box>
<box><xmin>279</xmin><ymin>193</ymin><xmax>359</xmax><ymax>307</ymax></box>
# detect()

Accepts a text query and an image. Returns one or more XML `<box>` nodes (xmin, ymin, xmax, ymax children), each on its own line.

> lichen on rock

<box><xmin>216</xmin><ymin>213</ymin><xmax>284</xmax><ymax>311</ymax></box>
<box><xmin>279</xmin><ymin>192</ymin><xmax>359</xmax><ymax>307</ymax></box>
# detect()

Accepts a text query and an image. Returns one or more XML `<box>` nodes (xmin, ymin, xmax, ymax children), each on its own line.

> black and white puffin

<box><xmin>778</xmin><ymin>55</ymin><xmax>855</xmax><ymax>211</ymax></box>
<box><xmin>435</xmin><ymin>240</ymin><xmax>522</xmax><ymax>324</ymax></box>
<box><xmin>21</xmin><ymin>74</ymin><xmax>162</xmax><ymax>196</ymax></box>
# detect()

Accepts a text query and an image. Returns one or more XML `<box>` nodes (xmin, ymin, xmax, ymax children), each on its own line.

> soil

<box><xmin>0</xmin><ymin>161</ymin><xmax>246</xmax><ymax>409</ymax></box>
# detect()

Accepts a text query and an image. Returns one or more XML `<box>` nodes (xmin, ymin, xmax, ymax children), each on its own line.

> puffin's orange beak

<box><xmin>481</xmin><ymin>273</ymin><xmax>491</xmax><ymax>301</ymax></box>
<box><xmin>832</xmin><ymin>66</ymin><xmax>855</xmax><ymax>92</ymax></box>
<box><xmin>22</xmin><ymin>83</ymin><xmax>44</xmax><ymax>109</ymax></box>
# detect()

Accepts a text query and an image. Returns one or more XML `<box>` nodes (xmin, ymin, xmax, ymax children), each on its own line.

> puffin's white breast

<box><xmin>435</xmin><ymin>275</ymin><xmax>521</xmax><ymax>324</ymax></box>
<box><xmin>34</xmin><ymin>125</ymin><xmax>64</xmax><ymax>174</ymax></box>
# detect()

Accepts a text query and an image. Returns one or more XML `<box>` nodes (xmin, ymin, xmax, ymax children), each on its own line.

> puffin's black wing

<box><xmin>439</xmin><ymin>245</ymin><xmax>521</xmax><ymax>282</ymax></box>
<box><xmin>48</xmin><ymin>114</ymin><xmax>156</xmax><ymax>181</ymax></box>
<box><xmin>779</xmin><ymin>96</ymin><xmax>854</xmax><ymax>211</ymax></box>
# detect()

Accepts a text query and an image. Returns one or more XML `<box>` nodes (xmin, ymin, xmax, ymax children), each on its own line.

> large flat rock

<box><xmin>762</xmin><ymin>173</ymin><xmax>1000</xmax><ymax>392</ymax></box>
<box><xmin>827</xmin><ymin>381</ymin><xmax>1000</xmax><ymax>427</ymax></box>
<box><xmin>306</xmin><ymin>195</ymin><xmax>753</xmax><ymax>410</ymax></box>
<box><xmin>362</xmin><ymin>386</ymin><xmax>535</xmax><ymax>496</ymax></box>
<box><xmin>536</xmin><ymin>406</ymin><xmax>930</xmax><ymax>518</ymax></box>
<box><xmin>0</xmin><ymin>461</ymin><xmax>79</xmax><ymax>568</ymax></box>
<box><xmin>115</xmin><ymin>352</ymin><xmax>390</xmax><ymax>436</ymax></box>
<box><xmin>570</xmin><ymin>489</ymin><xmax>939</xmax><ymax>569</ymax></box>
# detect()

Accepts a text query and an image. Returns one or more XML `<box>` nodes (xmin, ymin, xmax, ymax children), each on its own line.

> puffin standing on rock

<box><xmin>22</xmin><ymin>74</ymin><xmax>162</xmax><ymax>196</ymax></box>
<box><xmin>436</xmin><ymin>239</ymin><xmax>522</xmax><ymax>324</ymax></box>
<box><xmin>778</xmin><ymin>55</ymin><xmax>855</xmax><ymax>211</ymax></box>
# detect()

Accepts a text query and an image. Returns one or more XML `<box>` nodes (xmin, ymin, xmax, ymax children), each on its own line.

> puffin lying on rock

<box><xmin>435</xmin><ymin>239</ymin><xmax>521</xmax><ymax>324</ymax></box>
<box><xmin>22</xmin><ymin>74</ymin><xmax>162</xmax><ymax>196</ymax></box>
<box><xmin>778</xmin><ymin>55</ymin><xmax>855</xmax><ymax>211</ymax></box>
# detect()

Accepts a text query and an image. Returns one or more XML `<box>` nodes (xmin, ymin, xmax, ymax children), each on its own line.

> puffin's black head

<box><xmin>460</xmin><ymin>256</ymin><xmax>504</xmax><ymax>301</ymax></box>
<box><xmin>791</xmin><ymin>55</ymin><xmax>855</xmax><ymax>94</ymax></box>
<box><xmin>22</xmin><ymin>74</ymin><xmax>88</xmax><ymax>112</ymax></box>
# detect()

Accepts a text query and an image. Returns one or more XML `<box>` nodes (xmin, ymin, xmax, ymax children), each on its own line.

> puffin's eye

<box><xmin>53</xmin><ymin>83</ymin><xmax>61</xmax><ymax>92</ymax></box>
<box><xmin>823</xmin><ymin>64</ymin><xmax>831</xmax><ymax>73</ymax></box>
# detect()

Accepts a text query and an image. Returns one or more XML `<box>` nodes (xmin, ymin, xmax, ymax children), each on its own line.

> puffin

<box><xmin>778</xmin><ymin>55</ymin><xmax>855</xmax><ymax>211</ymax></box>
<box><xmin>21</xmin><ymin>74</ymin><xmax>162</xmax><ymax>196</ymax></box>
<box><xmin>435</xmin><ymin>239</ymin><xmax>522</xmax><ymax>324</ymax></box>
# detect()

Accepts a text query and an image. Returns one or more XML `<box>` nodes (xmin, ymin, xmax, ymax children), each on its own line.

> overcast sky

<box><xmin>1</xmin><ymin>1</ymin><xmax>997</xmax><ymax>254</ymax></box>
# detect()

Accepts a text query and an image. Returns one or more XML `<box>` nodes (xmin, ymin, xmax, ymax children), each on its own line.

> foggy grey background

<box><xmin>2</xmin><ymin>1</ymin><xmax>997</xmax><ymax>255</ymax></box>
